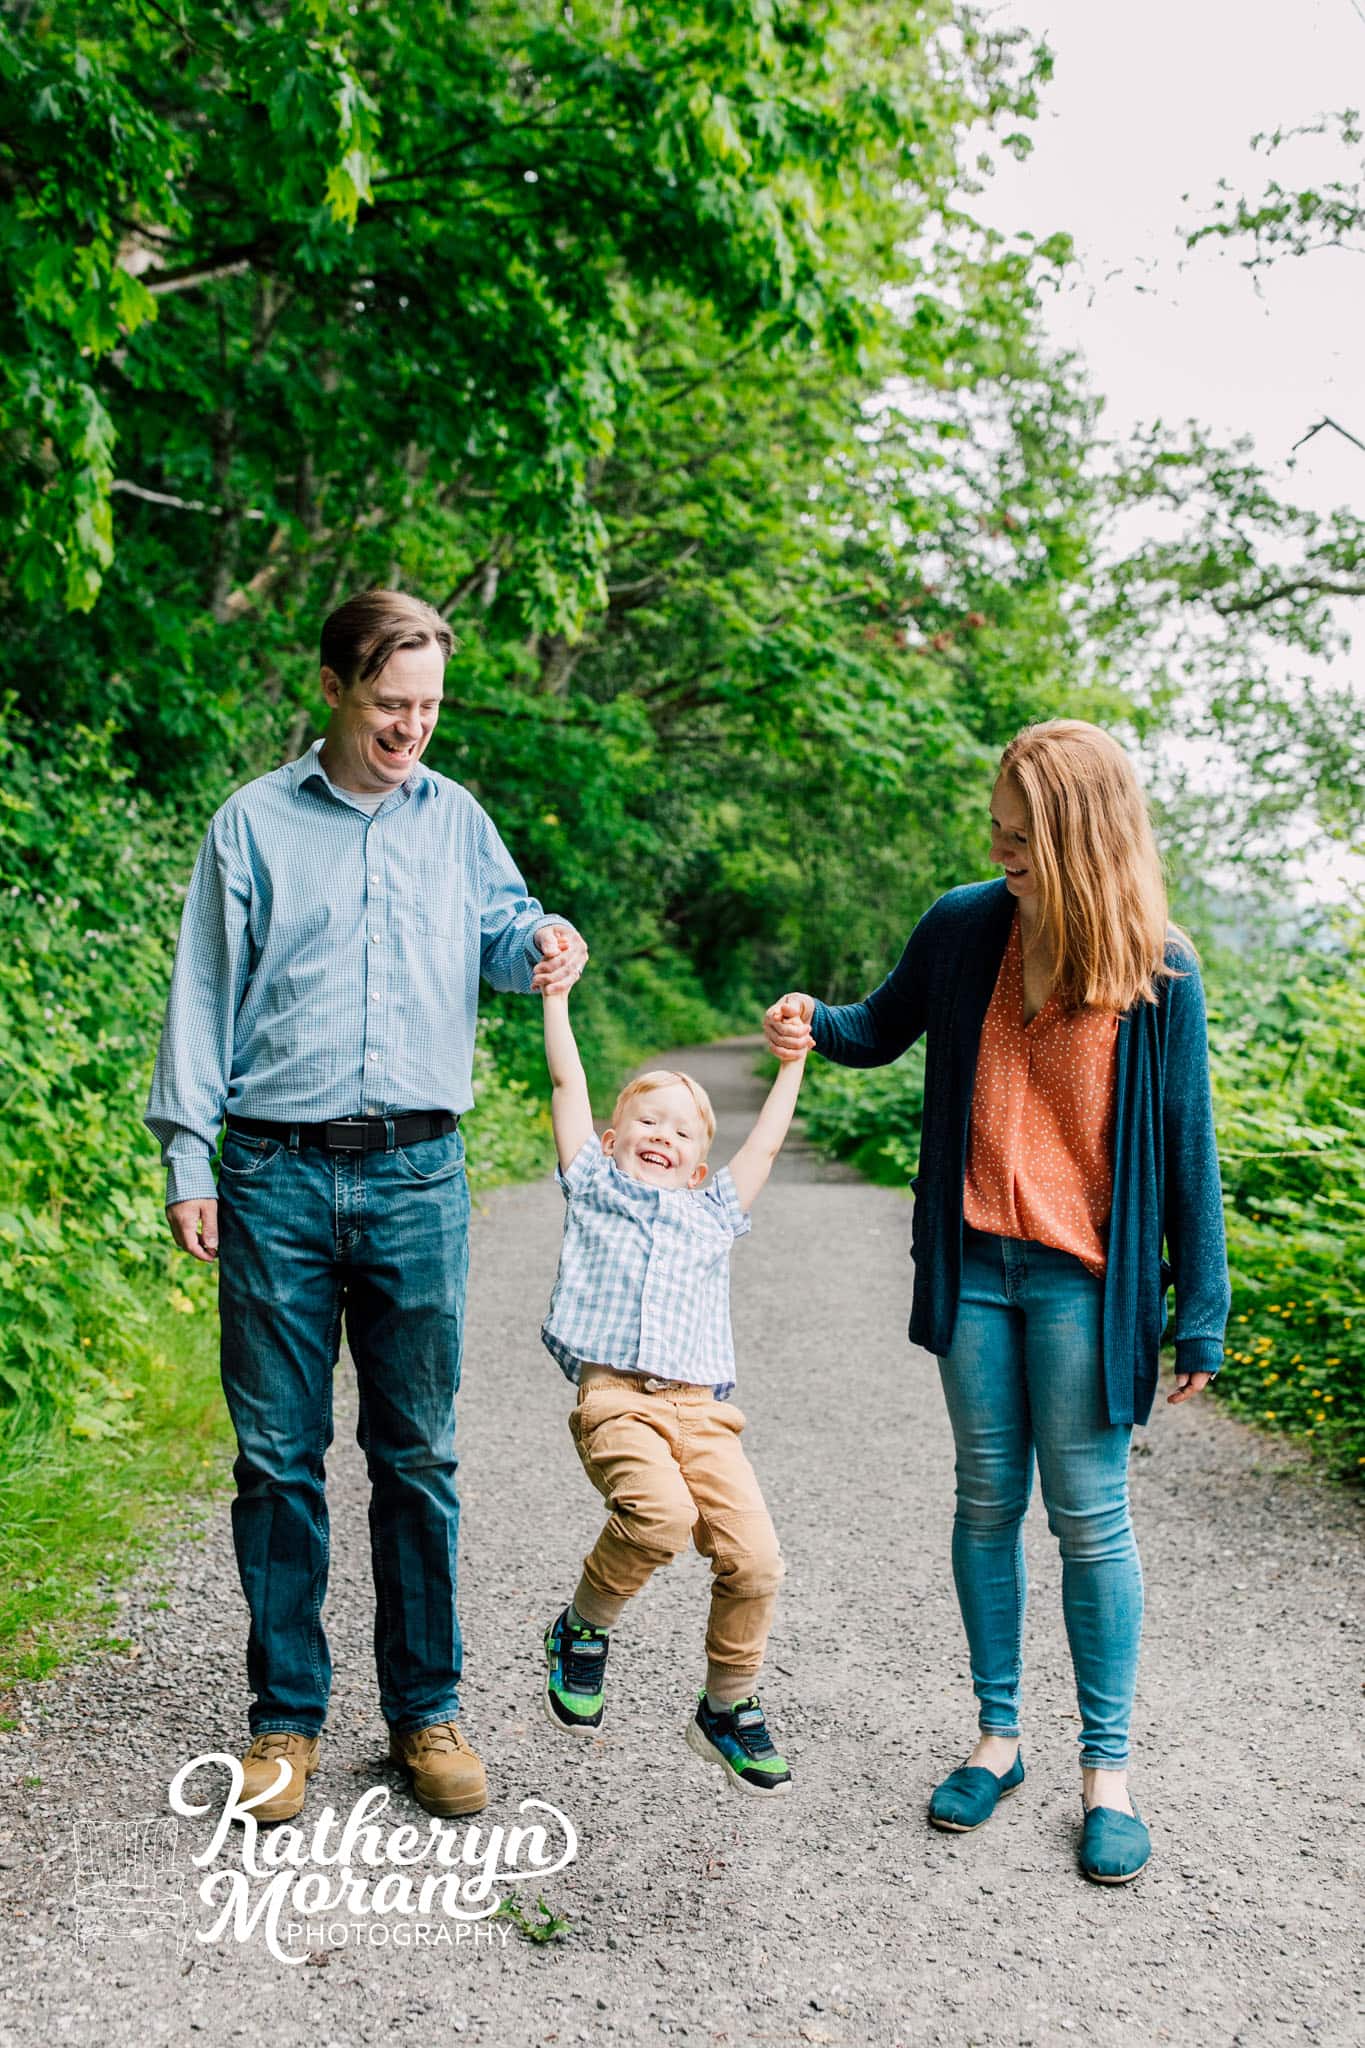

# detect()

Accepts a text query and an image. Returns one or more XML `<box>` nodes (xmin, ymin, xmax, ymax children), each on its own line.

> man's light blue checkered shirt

<box><xmin>541</xmin><ymin>1138</ymin><xmax>753</xmax><ymax>1400</ymax></box>
<box><xmin>146</xmin><ymin>740</ymin><xmax>568</xmax><ymax>1206</ymax></box>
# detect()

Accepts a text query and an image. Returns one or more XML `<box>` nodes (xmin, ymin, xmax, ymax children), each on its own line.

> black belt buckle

<box><xmin>325</xmin><ymin>1117</ymin><xmax>374</xmax><ymax>1153</ymax></box>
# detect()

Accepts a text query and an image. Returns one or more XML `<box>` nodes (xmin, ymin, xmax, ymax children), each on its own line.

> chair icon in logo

<box><xmin>71</xmin><ymin>1818</ymin><xmax>189</xmax><ymax>1954</ymax></box>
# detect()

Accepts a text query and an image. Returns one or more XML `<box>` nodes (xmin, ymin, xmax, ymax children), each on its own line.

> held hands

<box><xmin>168</xmin><ymin>1198</ymin><xmax>218</xmax><ymax>1262</ymax></box>
<box><xmin>1167</xmin><ymin>1371</ymin><xmax>1213</xmax><ymax>1407</ymax></box>
<box><xmin>532</xmin><ymin>924</ymin><xmax>589</xmax><ymax>996</ymax></box>
<box><xmin>763</xmin><ymin>992</ymin><xmax>816</xmax><ymax>1064</ymax></box>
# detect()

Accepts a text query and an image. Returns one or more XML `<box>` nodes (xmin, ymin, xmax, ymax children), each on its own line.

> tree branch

<box><xmin>653</xmin><ymin>326</ymin><xmax>787</xmax><ymax>408</ymax></box>
<box><xmin>606</xmin><ymin>541</ymin><xmax>701</xmax><ymax>611</ymax></box>
<box><xmin>1210</xmin><ymin>574</ymin><xmax>1365</xmax><ymax>616</ymax></box>
<box><xmin>111</xmin><ymin>479</ymin><xmax>267</xmax><ymax>518</ymax></box>
<box><xmin>1291</xmin><ymin>414</ymin><xmax>1365</xmax><ymax>458</ymax></box>
<box><xmin>140</xmin><ymin>252</ymin><xmax>260</xmax><ymax>296</ymax></box>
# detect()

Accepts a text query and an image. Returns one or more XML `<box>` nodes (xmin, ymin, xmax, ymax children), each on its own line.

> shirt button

<box><xmin>367</xmin><ymin>1051</ymin><xmax>379</xmax><ymax>1063</ymax></box>
<box><xmin>370</xmin><ymin>990</ymin><xmax>381</xmax><ymax>1002</ymax></box>
<box><xmin>370</xmin><ymin>931</ymin><xmax>381</xmax><ymax>944</ymax></box>
<box><xmin>370</xmin><ymin>873</ymin><xmax>381</xmax><ymax>885</ymax></box>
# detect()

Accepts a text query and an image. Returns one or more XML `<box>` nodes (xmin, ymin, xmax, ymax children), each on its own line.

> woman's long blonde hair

<box><xmin>998</xmin><ymin>720</ymin><xmax>1177</xmax><ymax>1012</ymax></box>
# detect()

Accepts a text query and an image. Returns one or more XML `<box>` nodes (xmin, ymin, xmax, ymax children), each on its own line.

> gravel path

<box><xmin>2</xmin><ymin>1038</ymin><xmax>1362</xmax><ymax>2047</ymax></box>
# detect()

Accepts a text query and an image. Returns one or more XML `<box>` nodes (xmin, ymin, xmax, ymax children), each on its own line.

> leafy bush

<box><xmin>1209</xmin><ymin>915</ymin><xmax>1365</xmax><ymax>1481</ymax></box>
<box><xmin>0</xmin><ymin>707</ymin><xmax>182</xmax><ymax>1440</ymax></box>
<box><xmin>798</xmin><ymin>1045</ymin><xmax>926</xmax><ymax>1187</ymax></box>
<box><xmin>463</xmin><ymin>1013</ymin><xmax>554</xmax><ymax>1191</ymax></box>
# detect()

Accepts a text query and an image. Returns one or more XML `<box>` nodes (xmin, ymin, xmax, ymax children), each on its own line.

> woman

<box><xmin>764</xmin><ymin>720</ymin><xmax>1229</xmax><ymax>1884</ymax></box>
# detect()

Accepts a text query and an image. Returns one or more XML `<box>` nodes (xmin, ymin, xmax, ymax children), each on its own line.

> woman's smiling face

<box><xmin>989</xmin><ymin>774</ymin><xmax>1038</xmax><ymax>899</ymax></box>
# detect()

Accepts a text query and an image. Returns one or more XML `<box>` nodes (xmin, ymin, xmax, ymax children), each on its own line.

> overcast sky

<box><xmin>976</xmin><ymin>0</ymin><xmax>1365</xmax><ymax>507</ymax></box>
<box><xmin>972</xmin><ymin>0</ymin><xmax>1364</xmax><ymax>896</ymax></box>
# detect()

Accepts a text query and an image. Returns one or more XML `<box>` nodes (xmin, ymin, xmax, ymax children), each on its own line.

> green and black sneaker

<box><xmin>543</xmin><ymin>1607</ymin><xmax>610</xmax><ymax>1736</ymax></box>
<box><xmin>685</xmin><ymin>1692</ymin><xmax>792</xmax><ymax>1797</ymax></box>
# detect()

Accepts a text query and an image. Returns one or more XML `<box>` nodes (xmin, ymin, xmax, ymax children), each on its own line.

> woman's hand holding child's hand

<box><xmin>764</xmin><ymin>993</ymin><xmax>816</xmax><ymax>1063</ymax></box>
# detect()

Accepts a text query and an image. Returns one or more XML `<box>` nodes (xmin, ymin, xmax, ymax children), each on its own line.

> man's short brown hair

<box><xmin>320</xmin><ymin>590</ymin><xmax>454</xmax><ymax>689</ymax></box>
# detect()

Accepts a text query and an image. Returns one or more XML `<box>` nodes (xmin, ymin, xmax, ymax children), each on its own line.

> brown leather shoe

<box><xmin>239</xmin><ymin>1732</ymin><xmax>321</xmax><ymax>1822</ymax></box>
<box><xmin>388</xmin><ymin>1721</ymin><xmax>487</xmax><ymax>1816</ymax></box>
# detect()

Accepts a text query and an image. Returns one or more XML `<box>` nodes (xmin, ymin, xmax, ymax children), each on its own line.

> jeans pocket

<box><xmin>218</xmin><ymin>1131</ymin><xmax>286</xmax><ymax>1179</ymax></box>
<box><xmin>394</xmin><ymin>1129</ymin><xmax>466</xmax><ymax>1183</ymax></box>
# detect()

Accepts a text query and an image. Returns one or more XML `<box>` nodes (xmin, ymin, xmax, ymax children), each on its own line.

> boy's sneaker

<box><xmin>543</xmin><ymin>1608</ymin><xmax>610</xmax><ymax>1736</ymax></box>
<box><xmin>685</xmin><ymin>1693</ymin><xmax>792</xmax><ymax>1798</ymax></box>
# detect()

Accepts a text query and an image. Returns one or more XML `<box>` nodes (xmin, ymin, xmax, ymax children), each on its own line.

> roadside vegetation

<box><xmin>1</xmin><ymin>2</ymin><xmax>1361</xmax><ymax>1680</ymax></box>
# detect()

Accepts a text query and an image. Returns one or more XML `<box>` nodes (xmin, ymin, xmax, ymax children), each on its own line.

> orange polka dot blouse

<box><xmin>962</xmin><ymin>912</ymin><xmax>1119</xmax><ymax>1275</ymax></box>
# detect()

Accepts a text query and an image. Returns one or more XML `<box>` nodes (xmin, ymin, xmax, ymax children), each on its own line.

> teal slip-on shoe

<box><xmin>927</xmin><ymin>1750</ymin><xmax>1025</xmax><ymax>1832</ymax></box>
<box><xmin>1079</xmin><ymin>1802</ymin><xmax>1151</xmax><ymax>1884</ymax></box>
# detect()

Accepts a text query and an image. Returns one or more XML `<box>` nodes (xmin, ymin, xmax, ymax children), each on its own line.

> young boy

<box><xmin>538</xmin><ymin>983</ymin><xmax>806</xmax><ymax>1797</ymax></box>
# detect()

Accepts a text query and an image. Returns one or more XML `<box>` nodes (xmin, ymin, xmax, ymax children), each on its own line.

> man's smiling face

<box><xmin>604</xmin><ymin>1081</ymin><xmax>710</xmax><ymax>1190</ymax></box>
<box><xmin>319</xmin><ymin>639</ymin><xmax>446</xmax><ymax>794</ymax></box>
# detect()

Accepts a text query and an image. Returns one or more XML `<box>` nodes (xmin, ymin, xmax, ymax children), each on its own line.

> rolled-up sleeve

<box><xmin>474</xmin><ymin>803</ymin><xmax>575</xmax><ymax>993</ymax></box>
<box><xmin>144</xmin><ymin>820</ymin><xmax>253</xmax><ymax>1206</ymax></box>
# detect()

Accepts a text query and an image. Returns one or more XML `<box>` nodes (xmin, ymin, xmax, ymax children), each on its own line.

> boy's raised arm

<box><xmin>543</xmin><ymin>989</ymin><xmax>596</xmax><ymax>1172</ymax></box>
<box><xmin>727</xmin><ymin>1052</ymin><xmax>807</xmax><ymax>1213</ymax></box>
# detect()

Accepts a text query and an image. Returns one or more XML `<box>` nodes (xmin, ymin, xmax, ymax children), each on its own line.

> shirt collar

<box><xmin>290</xmin><ymin>737</ymin><xmax>433</xmax><ymax>804</ymax></box>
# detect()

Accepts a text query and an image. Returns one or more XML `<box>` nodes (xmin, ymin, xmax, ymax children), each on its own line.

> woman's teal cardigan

<box><xmin>810</xmin><ymin>879</ymin><xmax>1230</xmax><ymax>1427</ymax></box>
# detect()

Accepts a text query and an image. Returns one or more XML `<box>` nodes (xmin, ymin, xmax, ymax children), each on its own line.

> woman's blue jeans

<box><xmin>937</xmin><ymin>1228</ymin><xmax>1143</xmax><ymax>1769</ymax></box>
<box><xmin>216</xmin><ymin>1124</ymin><xmax>470</xmax><ymax>1739</ymax></box>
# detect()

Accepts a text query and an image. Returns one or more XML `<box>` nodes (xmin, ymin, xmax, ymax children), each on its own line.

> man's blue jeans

<box><xmin>216</xmin><ymin>1124</ymin><xmax>470</xmax><ymax>1738</ymax></box>
<box><xmin>937</xmin><ymin>1228</ymin><xmax>1143</xmax><ymax>1769</ymax></box>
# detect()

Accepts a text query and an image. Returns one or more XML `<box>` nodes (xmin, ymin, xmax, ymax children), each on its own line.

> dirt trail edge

<box><xmin>2</xmin><ymin>1038</ymin><xmax>1361</xmax><ymax>2048</ymax></box>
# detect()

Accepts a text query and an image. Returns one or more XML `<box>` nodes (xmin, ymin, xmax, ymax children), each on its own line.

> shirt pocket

<box><xmin>400</xmin><ymin>860</ymin><xmax>459</xmax><ymax>939</ymax></box>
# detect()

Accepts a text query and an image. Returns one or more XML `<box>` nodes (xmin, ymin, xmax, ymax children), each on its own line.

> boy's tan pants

<box><xmin>567</xmin><ymin>1366</ymin><xmax>784</xmax><ymax>1698</ymax></box>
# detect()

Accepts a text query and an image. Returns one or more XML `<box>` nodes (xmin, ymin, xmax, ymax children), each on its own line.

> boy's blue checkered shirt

<box><xmin>541</xmin><ymin>1138</ymin><xmax>752</xmax><ymax>1399</ymax></box>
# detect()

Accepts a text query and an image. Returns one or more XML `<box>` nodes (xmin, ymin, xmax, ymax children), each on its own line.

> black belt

<box><xmin>225</xmin><ymin>1110</ymin><xmax>459</xmax><ymax>1155</ymax></box>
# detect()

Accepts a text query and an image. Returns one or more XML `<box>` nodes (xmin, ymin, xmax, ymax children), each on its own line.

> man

<box><xmin>146</xmin><ymin>589</ymin><xmax>587</xmax><ymax>1823</ymax></box>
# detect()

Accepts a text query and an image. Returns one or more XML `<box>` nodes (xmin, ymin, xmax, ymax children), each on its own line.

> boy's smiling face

<box><xmin>603</xmin><ymin>1081</ymin><xmax>710</xmax><ymax>1190</ymax></box>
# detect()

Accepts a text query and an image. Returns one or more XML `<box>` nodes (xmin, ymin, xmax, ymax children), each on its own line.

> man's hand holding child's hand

<box><xmin>533</xmin><ymin>924</ymin><xmax>588</xmax><ymax>996</ymax></box>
